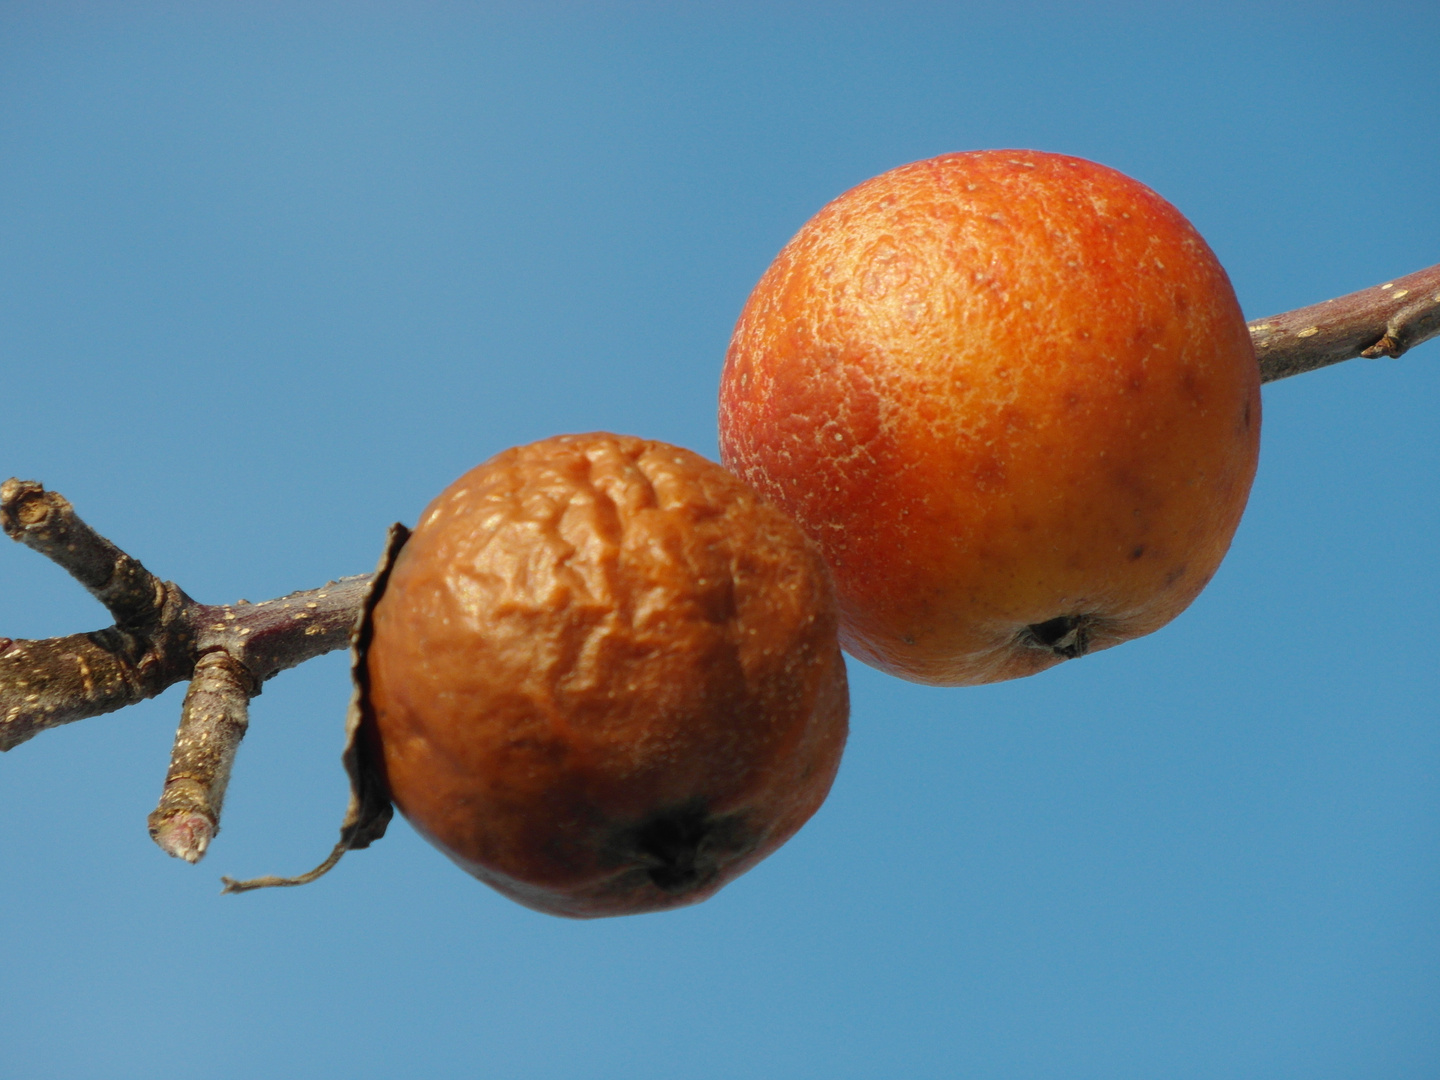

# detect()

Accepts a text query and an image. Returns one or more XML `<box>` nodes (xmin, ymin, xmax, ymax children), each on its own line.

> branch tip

<box><xmin>149</xmin><ymin>809</ymin><xmax>215</xmax><ymax>864</ymax></box>
<box><xmin>0</xmin><ymin>479</ymin><xmax>53</xmax><ymax>532</ymax></box>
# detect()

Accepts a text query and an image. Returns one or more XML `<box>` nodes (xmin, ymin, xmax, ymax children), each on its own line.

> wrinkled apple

<box><xmin>362</xmin><ymin>433</ymin><xmax>849</xmax><ymax>917</ymax></box>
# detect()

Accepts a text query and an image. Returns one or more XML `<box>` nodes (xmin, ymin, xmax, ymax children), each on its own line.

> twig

<box><xmin>1</xmin><ymin>479</ymin><xmax>196</xmax><ymax>750</ymax></box>
<box><xmin>148</xmin><ymin>651</ymin><xmax>255</xmax><ymax>863</ymax></box>
<box><xmin>0</xmin><ymin>631</ymin><xmax>176</xmax><ymax>749</ymax></box>
<box><xmin>187</xmin><ymin>579</ymin><xmax>372</xmax><ymax>686</ymax></box>
<box><xmin>0</xmin><ymin>478</ymin><xmax>175</xmax><ymax>627</ymax></box>
<box><xmin>1251</xmin><ymin>263</ymin><xmax>1440</xmax><ymax>382</ymax></box>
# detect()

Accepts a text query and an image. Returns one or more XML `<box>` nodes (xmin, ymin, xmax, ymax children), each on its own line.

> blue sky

<box><xmin>1</xmin><ymin>5</ymin><xmax>1436</xmax><ymax>1078</ymax></box>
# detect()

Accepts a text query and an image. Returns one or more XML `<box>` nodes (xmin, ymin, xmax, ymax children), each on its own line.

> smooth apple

<box><xmin>719</xmin><ymin>150</ymin><xmax>1261</xmax><ymax>686</ymax></box>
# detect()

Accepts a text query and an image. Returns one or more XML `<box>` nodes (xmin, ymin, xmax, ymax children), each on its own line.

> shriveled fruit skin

<box><xmin>720</xmin><ymin>150</ymin><xmax>1261</xmax><ymax>686</ymax></box>
<box><xmin>364</xmin><ymin>433</ymin><xmax>848</xmax><ymax>918</ymax></box>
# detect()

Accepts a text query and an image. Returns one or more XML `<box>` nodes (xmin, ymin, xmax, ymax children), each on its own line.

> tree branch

<box><xmin>0</xmin><ymin>630</ymin><xmax>180</xmax><ymax>748</ymax></box>
<box><xmin>0</xmin><ymin>259</ymin><xmax>1434</xmax><ymax>869</ymax></box>
<box><xmin>1</xmin><ymin>478</ymin><xmax>372</xmax><ymax>864</ymax></box>
<box><xmin>1251</xmin><ymin>262</ymin><xmax>1440</xmax><ymax>382</ymax></box>
<box><xmin>1</xmin><ymin>478</ymin><xmax>371</xmax><ymax>752</ymax></box>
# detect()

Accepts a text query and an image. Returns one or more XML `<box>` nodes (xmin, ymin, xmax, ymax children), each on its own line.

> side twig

<box><xmin>148</xmin><ymin>651</ymin><xmax>256</xmax><ymax>863</ymax></box>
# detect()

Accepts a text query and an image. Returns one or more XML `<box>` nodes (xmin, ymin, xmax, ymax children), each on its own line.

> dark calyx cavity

<box><xmin>626</xmin><ymin>800</ymin><xmax>748</xmax><ymax>894</ymax></box>
<box><xmin>1025</xmin><ymin>614</ymin><xmax>1093</xmax><ymax>659</ymax></box>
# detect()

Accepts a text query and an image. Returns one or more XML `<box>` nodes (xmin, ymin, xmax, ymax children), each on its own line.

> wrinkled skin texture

<box><xmin>720</xmin><ymin>150</ymin><xmax>1261</xmax><ymax>686</ymax></box>
<box><xmin>365</xmin><ymin>433</ymin><xmax>848</xmax><ymax>918</ymax></box>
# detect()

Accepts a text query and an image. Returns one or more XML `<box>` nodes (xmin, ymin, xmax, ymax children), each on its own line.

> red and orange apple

<box><xmin>720</xmin><ymin>150</ymin><xmax>1261</xmax><ymax>686</ymax></box>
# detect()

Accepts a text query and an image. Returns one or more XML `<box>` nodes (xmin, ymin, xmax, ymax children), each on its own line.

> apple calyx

<box><xmin>1024</xmin><ymin>614</ymin><xmax>1094</xmax><ymax>660</ymax></box>
<box><xmin>618</xmin><ymin>799</ymin><xmax>755</xmax><ymax>894</ymax></box>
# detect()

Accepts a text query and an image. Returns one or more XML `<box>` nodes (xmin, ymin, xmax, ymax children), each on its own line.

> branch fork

<box><xmin>1</xmin><ymin>478</ymin><xmax>371</xmax><ymax>866</ymax></box>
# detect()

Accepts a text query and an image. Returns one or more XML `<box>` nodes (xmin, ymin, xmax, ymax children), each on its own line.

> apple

<box><xmin>719</xmin><ymin>150</ymin><xmax>1261</xmax><ymax>686</ymax></box>
<box><xmin>362</xmin><ymin>433</ymin><xmax>849</xmax><ymax>917</ymax></box>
